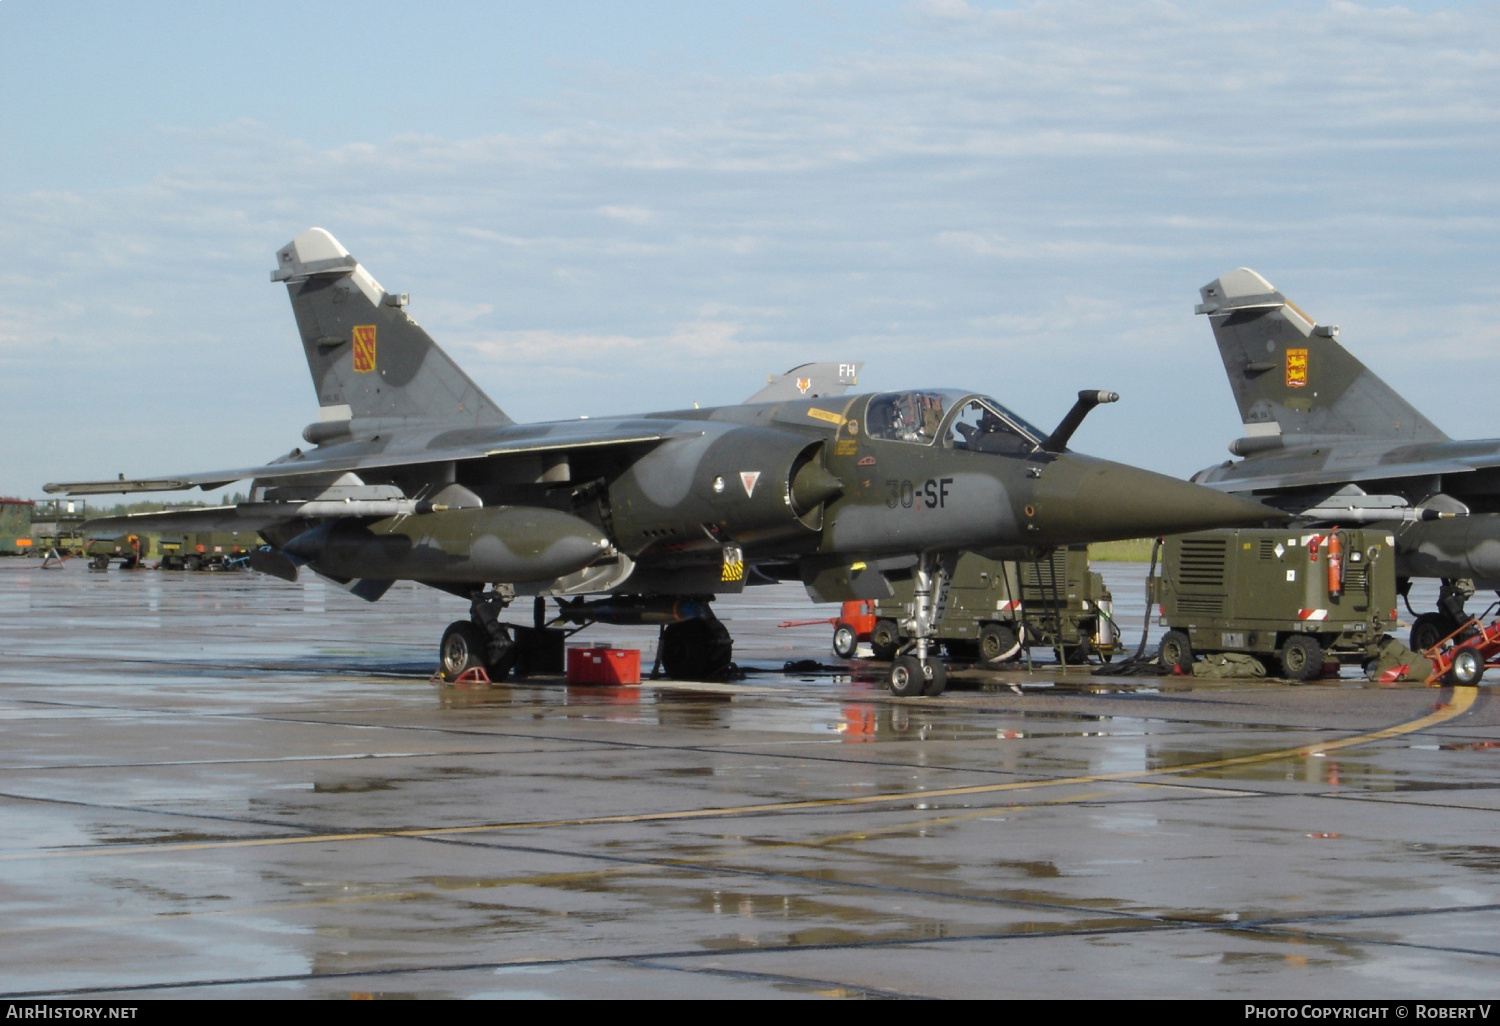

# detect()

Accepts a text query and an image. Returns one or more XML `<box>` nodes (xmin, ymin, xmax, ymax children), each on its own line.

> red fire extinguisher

<box><xmin>1326</xmin><ymin>529</ymin><xmax>1343</xmax><ymax>598</ymax></box>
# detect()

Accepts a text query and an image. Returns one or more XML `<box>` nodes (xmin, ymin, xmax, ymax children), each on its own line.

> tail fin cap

<box><xmin>273</xmin><ymin>228</ymin><xmax>359</xmax><ymax>282</ymax></box>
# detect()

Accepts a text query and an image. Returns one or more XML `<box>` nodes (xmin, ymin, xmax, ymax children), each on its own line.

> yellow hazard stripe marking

<box><xmin>1</xmin><ymin>689</ymin><xmax>1474</xmax><ymax>863</ymax></box>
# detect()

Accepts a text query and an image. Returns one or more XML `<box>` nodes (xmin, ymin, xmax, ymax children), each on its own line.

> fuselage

<box><xmin>259</xmin><ymin>388</ymin><xmax>1276</xmax><ymax>596</ymax></box>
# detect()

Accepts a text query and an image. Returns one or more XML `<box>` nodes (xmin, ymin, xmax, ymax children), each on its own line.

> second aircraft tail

<box><xmin>1197</xmin><ymin>268</ymin><xmax>1445</xmax><ymax>448</ymax></box>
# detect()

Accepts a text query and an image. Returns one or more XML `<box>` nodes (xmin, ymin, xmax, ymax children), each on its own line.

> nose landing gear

<box><xmin>888</xmin><ymin>552</ymin><xmax>951</xmax><ymax>697</ymax></box>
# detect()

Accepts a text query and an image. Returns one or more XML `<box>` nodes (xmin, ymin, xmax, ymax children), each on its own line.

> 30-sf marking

<box><xmin>886</xmin><ymin>478</ymin><xmax>953</xmax><ymax>510</ymax></box>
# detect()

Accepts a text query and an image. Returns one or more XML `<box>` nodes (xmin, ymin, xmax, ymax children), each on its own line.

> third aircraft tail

<box><xmin>1196</xmin><ymin>268</ymin><xmax>1446</xmax><ymax>451</ymax></box>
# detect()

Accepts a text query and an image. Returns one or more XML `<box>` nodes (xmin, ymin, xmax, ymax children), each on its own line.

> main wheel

<box><xmin>978</xmin><ymin>623</ymin><xmax>1020</xmax><ymax>666</ymax></box>
<box><xmin>922</xmin><ymin>658</ymin><xmax>947</xmax><ymax>697</ymax></box>
<box><xmin>440</xmin><ymin>620</ymin><xmax>489</xmax><ymax>679</ymax></box>
<box><xmin>1158</xmin><ymin>629</ymin><xmax>1193</xmax><ymax>673</ymax></box>
<box><xmin>1280</xmin><ymin>634</ymin><xmax>1325</xmax><ymax>681</ymax></box>
<box><xmin>1450</xmin><ymin>646</ymin><xmax>1485</xmax><ymax>686</ymax></box>
<box><xmin>659</xmin><ymin>618</ymin><xmax>733</xmax><ymax>679</ymax></box>
<box><xmin>1410</xmin><ymin>613</ymin><xmax>1456</xmax><ymax>653</ymax></box>
<box><xmin>184</xmin><ymin>555</ymin><xmax>203</xmax><ymax>572</ymax></box>
<box><xmin>832</xmin><ymin>623</ymin><xmax>858</xmax><ymax>659</ymax></box>
<box><xmin>870</xmin><ymin>619</ymin><xmax>901</xmax><ymax>661</ymax></box>
<box><xmin>889</xmin><ymin>654</ymin><xmax>925</xmax><ymax>697</ymax></box>
<box><xmin>89</xmin><ymin>555</ymin><xmax>109</xmax><ymax>571</ymax></box>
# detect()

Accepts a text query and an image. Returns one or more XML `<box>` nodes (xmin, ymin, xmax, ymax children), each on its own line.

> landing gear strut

<box><xmin>889</xmin><ymin>552</ymin><xmax>950</xmax><ymax>697</ymax></box>
<box><xmin>658</xmin><ymin>615</ymin><xmax>733</xmax><ymax>679</ymax></box>
<box><xmin>439</xmin><ymin>585</ymin><xmax>518</xmax><ymax>681</ymax></box>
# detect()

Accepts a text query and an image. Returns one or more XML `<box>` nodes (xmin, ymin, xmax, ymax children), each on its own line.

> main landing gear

<box><xmin>440</xmin><ymin>588</ymin><xmax>520</xmax><ymax>681</ymax></box>
<box><xmin>437</xmin><ymin>589</ymin><xmax>736</xmax><ymax>683</ymax></box>
<box><xmin>1406</xmin><ymin>577</ymin><xmax>1478</xmax><ymax>652</ymax></box>
<box><xmin>657</xmin><ymin>617</ymin><xmax>733</xmax><ymax>680</ymax></box>
<box><xmin>888</xmin><ymin>553</ymin><xmax>950</xmax><ymax>698</ymax></box>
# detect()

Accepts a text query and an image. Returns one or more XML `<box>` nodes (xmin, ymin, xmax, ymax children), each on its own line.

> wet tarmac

<box><xmin>0</xmin><ymin>560</ymin><xmax>1496</xmax><ymax>999</ymax></box>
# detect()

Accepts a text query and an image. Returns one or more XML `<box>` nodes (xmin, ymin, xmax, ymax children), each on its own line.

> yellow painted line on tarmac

<box><xmin>3</xmin><ymin>689</ymin><xmax>1475</xmax><ymax>863</ymax></box>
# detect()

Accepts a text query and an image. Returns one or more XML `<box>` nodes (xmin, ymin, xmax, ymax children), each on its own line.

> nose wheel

<box><xmin>889</xmin><ymin>654</ymin><xmax>946</xmax><ymax>697</ymax></box>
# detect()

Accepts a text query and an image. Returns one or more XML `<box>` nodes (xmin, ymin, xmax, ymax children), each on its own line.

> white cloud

<box><xmin>598</xmin><ymin>205</ymin><xmax>655</xmax><ymax>224</ymax></box>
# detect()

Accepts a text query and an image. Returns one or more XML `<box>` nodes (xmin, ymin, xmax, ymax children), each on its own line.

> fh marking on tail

<box><xmin>352</xmin><ymin>325</ymin><xmax>377</xmax><ymax>373</ymax></box>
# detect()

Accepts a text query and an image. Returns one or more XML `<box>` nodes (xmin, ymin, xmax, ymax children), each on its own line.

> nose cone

<box><xmin>1027</xmin><ymin>455</ymin><xmax>1282</xmax><ymax>544</ymax></box>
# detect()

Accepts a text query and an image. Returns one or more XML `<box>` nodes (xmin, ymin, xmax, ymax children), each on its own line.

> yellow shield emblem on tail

<box><xmin>352</xmin><ymin>325</ymin><xmax>377</xmax><ymax>373</ymax></box>
<box><xmin>1285</xmin><ymin>347</ymin><xmax>1307</xmax><ymax>389</ymax></box>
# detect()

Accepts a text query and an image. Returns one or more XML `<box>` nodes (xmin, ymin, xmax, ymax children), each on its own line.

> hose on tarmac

<box><xmin>1093</xmin><ymin>537</ymin><xmax>1169</xmax><ymax>677</ymax></box>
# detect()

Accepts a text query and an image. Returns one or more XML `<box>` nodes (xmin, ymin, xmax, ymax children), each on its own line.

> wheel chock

<box><xmin>429</xmin><ymin>666</ymin><xmax>494</xmax><ymax>686</ymax></box>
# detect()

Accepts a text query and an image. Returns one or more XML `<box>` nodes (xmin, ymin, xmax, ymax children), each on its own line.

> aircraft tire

<box><xmin>832</xmin><ymin>624</ymin><xmax>858</xmax><ymax>659</ymax></box>
<box><xmin>1410</xmin><ymin>613</ymin><xmax>1456</xmax><ymax>654</ymax></box>
<box><xmin>89</xmin><ymin>556</ymin><xmax>109</xmax><ymax>571</ymax></box>
<box><xmin>440</xmin><ymin>620</ymin><xmax>489</xmax><ymax>680</ymax></box>
<box><xmin>870</xmin><ymin>619</ymin><xmax>900</xmax><ymax>661</ymax></box>
<box><xmin>1450</xmin><ymin>647</ymin><xmax>1485</xmax><ymax>686</ymax></box>
<box><xmin>1157</xmin><ymin>629</ymin><xmax>1193</xmax><ymax>673</ymax></box>
<box><xmin>888</xmin><ymin>655</ymin><xmax>925</xmax><ymax>697</ymax></box>
<box><xmin>660</xmin><ymin>618</ymin><xmax>733</xmax><ymax>680</ymax></box>
<box><xmin>978</xmin><ymin>623</ymin><xmax>1020</xmax><ymax>665</ymax></box>
<box><xmin>1280</xmin><ymin>635</ymin><xmax>1325</xmax><ymax>681</ymax></box>
<box><xmin>184</xmin><ymin>555</ymin><xmax>202</xmax><ymax>572</ymax></box>
<box><xmin>922</xmin><ymin>659</ymin><xmax>947</xmax><ymax>697</ymax></box>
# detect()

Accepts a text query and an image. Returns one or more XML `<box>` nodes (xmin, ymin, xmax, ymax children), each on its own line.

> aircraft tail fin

<box><xmin>273</xmin><ymin>229</ymin><xmax>511</xmax><ymax>440</ymax></box>
<box><xmin>1197</xmin><ymin>268</ymin><xmax>1446</xmax><ymax>446</ymax></box>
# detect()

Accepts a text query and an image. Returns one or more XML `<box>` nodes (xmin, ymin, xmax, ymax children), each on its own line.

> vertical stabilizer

<box><xmin>745</xmin><ymin>361</ymin><xmax>863</xmax><ymax>403</ymax></box>
<box><xmin>273</xmin><ymin>229</ymin><xmax>512</xmax><ymax>433</ymax></box>
<box><xmin>1197</xmin><ymin>268</ymin><xmax>1445</xmax><ymax>444</ymax></box>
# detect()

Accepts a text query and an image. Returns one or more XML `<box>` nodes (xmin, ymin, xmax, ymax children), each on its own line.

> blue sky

<box><xmin>3</xmin><ymin>1</ymin><xmax>1499</xmax><ymax>499</ymax></box>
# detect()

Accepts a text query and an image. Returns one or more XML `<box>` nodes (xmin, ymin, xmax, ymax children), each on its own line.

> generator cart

<box><xmin>1152</xmin><ymin>527</ymin><xmax>1399</xmax><ymax>679</ymax></box>
<box><xmin>867</xmin><ymin>546</ymin><xmax>1117</xmax><ymax>665</ymax></box>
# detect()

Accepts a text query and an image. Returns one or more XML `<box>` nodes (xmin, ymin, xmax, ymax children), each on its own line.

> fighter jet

<box><xmin>49</xmin><ymin>229</ymin><xmax>1276</xmax><ymax>695</ymax></box>
<box><xmin>1193</xmin><ymin>267</ymin><xmax>1500</xmax><ymax>648</ymax></box>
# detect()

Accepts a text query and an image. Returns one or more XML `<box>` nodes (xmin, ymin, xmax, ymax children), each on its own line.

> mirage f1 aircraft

<box><xmin>50</xmin><ymin>229</ymin><xmax>1276</xmax><ymax>695</ymax></box>
<box><xmin>1193</xmin><ymin>267</ymin><xmax>1500</xmax><ymax>649</ymax></box>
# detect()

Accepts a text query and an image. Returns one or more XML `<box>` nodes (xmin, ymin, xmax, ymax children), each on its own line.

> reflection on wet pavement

<box><xmin>0</xmin><ymin>562</ymin><xmax>1495</xmax><ymax>998</ymax></box>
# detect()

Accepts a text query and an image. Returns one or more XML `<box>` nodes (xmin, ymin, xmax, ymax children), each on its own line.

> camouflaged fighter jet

<box><xmin>48</xmin><ymin>229</ymin><xmax>1276</xmax><ymax>696</ymax></box>
<box><xmin>1193</xmin><ymin>268</ymin><xmax>1500</xmax><ymax>649</ymax></box>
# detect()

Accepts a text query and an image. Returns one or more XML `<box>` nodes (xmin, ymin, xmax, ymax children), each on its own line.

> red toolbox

<box><xmin>566</xmin><ymin>647</ymin><xmax>642</xmax><ymax>685</ymax></box>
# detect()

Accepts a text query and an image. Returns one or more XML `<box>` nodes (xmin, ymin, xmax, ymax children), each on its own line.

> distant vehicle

<box><xmin>158</xmin><ymin>532</ymin><xmax>262</xmax><ymax>571</ymax></box>
<box><xmin>1151</xmin><ymin>527</ymin><xmax>1399</xmax><ymax>679</ymax></box>
<box><xmin>85</xmin><ymin>533</ymin><xmax>145</xmax><ymax>570</ymax></box>
<box><xmin>84</xmin><ymin>530</ymin><xmax>260</xmax><ymax>570</ymax></box>
<box><xmin>29</xmin><ymin>499</ymin><xmax>89</xmax><ymax>555</ymax></box>
<box><xmin>832</xmin><ymin>547</ymin><xmax>1118</xmax><ymax>665</ymax></box>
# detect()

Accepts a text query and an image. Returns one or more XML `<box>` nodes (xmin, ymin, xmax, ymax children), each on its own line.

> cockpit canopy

<box><xmin>864</xmin><ymin>390</ymin><xmax>1045</xmax><ymax>455</ymax></box>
